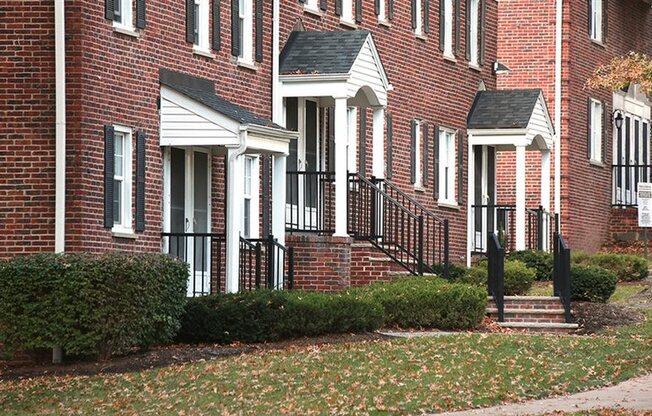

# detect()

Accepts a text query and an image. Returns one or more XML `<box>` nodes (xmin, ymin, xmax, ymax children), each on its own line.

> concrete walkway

<box><xmin>433</xmin><ymin>373</ymin><xmax>652</xmax><ymax>415</ymax></box>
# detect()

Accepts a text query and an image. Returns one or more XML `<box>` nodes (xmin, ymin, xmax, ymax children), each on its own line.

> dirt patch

<box><xmin>572</xmin><ymin>302</ymin><xmax>646</xmax><ymax>334</ymax></box>
<box><xmin>0</xmin><ymin>332</ymin><xmax>387</xmax><ymax>381</ymax></box>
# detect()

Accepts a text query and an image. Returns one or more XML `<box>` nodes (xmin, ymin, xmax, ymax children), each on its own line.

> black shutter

<box><xmin>438</xmin><ymin>0</ymin><xmax>445</xmax><ymax>51</ymax></box>
<box><xmin>465</xmin><ymin>0</ymin><xmax>471</xmax><ymax>61</ymax></box>
<box><xmin>424</xmin><ymin>0</ymin><xmax>430</xmax><ymax>34</ymax></box>
<box><xmin>479</xmin><ymin>0</ymin><xmax>486</xmax><ymax>65</ymax></box>
<box><xmin>136</xmin><ymin>0</ymin><xmax>146</xmax><ymax>28</ymax></box>
<box><xmin>411</xmin><ymin>0</ymin><xmax>418</xmax><ymax>29</ymax></box>
<box><xmin>104</xmin><ymin>125</ymin><xmax>115</xmax><ymax>229</ymax></box>
<box><xmin>335</xmin><ymin>0</ymin><xmax>342</xmax><ymax>16</ymax></box>
<box><xmin>410</xmin><ymin>120</ymin><xmax>417</xmax><ymax>184</ymax></box>
<box><xmin>355</xmin><ymin>0</ymin><xmax>362</xmax><ymax>23</ymax></box>
<box><xmin>588</xmin><ymin>0</ymin><xmax>593</xmax><ymax>37</ymax></box>
<box><xmin>388</xmin><ymin>0</ymin><xmax>394</xmax><ymax>20</ymax></box>
<box><xmin>212</xmin><ymin>0</ymin><xmax>221</xmax><ymax>51</ymax></box>
<box><xmin>320</xmin><ymin>0</ymin><xmax>327</xmax><ymax>11</ymax></box>
<box><xmin>457</xmin><ymin>131</ymin><xmax>464</xmax><ymax>203</ymax></box>
<box><xmin>374</xmin><ymin>0</ymin><xmax>380</xmax><ymax>15</ymax></box>
<box><xmin>603</xmin><ymin>0</ymin><xmax>608</xmax><ymax>43</ymax></box>
<box><xmin>454</xmin><ymin>0</ymin><xmax>461</xmax><ymax>56</ymax></box>
<box><xmin>231</xmin><ymin>0</ymin><xmax>240</xmax><ymax>56</ymax></box>
<box><xmin>433</xmin><ymin>125</ymin><xmax>440</xmax><ymax>199</ymax></box>
<box><xmin>135</xmin><ymin>131</ymin><xmax>146</xmax><ymax>232</ymax></box>
<box><xmin>299</xmin><ymin>0</ymin><xmax>305</xmax><ymax>3</ymax></box>
<box><xmin>587</xmin><ymin>98</ymin><xmax>593</xmax><ymax>159</ymax></box>
<box><xmin>255</xmin><ymin>0</ymin><xmax>263</xmax><ymax>62</ymax></box>
<box><xmin>386</xmin><ymin>113</ymin><xmax>393</xmax><ymax>179</ymax></box>
<box><xmin>186</xmin><ymin>0</ymin><xmax>195</xmax><ymax>43</ymax></box>
<box><xmin>359</xmin><ymin>110</ymin><xmax>367</xmax><ymax>177</ymax></box>
<box><xmin>423</xmin><ymin>123</ymin><xmax>429</xmax><ymax>184</ymax></box>
<box><xmin>105</xmin><ymin>0</ymin><xmax>115</xmax><ymax>20</ymax></box>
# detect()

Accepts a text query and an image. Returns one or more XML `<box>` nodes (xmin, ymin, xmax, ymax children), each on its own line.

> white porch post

<box><xmin>515</xmin><ymin>144</ymin><xmax>527</xmax><ymax>250</ymax></box>
<box><xmin>334</xmin><ymin>97</ymin><xmax>349</xmax><ymax>237</ymax></box>
<box><xmin>372</xmin><ymin>107</ymin><xmax>385</xmax><ymax>179</ymax></box>
<box><xmin>272</xmin><ymin>153</ymin><xmax>287</xmax><ymax>286</ymax></box>
<box><xmin>466</xmin><ymin>141</ymin><xmax>475</xmax><ymax>267</ymax></box>
<box><xmin>225</xmin><ymin>148</ymin><xmax>244</xmax><ymax>293</ymax></box>
<box><xmin>540</xmin><ymin>149</ymin><xmax>551</xmax><ymax>249</ymax></box>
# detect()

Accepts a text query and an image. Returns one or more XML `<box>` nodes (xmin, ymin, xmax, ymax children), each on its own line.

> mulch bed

<box><xmin>0</xmin><ymin>332</ymin><xmax>387</xmax><ymax>381</ymax></box>
<box><xmin>572</xmin><ymin>302</ymin><xmax>646</xmax><ymax>334</ymax></box>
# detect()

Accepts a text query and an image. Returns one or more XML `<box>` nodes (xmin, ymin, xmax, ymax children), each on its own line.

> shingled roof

<box><xmin>467</xmin><ymin>89</ymin><xmax>543</xmax><ymax>129</ymax></box>
<box><xmin>279</xmin><ymin>31</ymin><xmax>371</xmax><ymax>75</ymax></box>
<box><xmin>159</xmin><ymin>68</ymin><xmax>282</xmax><ymax>129</ymax></box>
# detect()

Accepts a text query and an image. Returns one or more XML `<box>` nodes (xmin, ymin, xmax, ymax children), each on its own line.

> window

<box><xmin>113</xmin><ymin>126</ymin><xmax>133</xmax><ymax>232</ymax></box>
<box><xmin>242</xmin><ymin>156</ymin><xmax>259</xmax><ymax>238</ymax></box>
<box><xmin>414</xmin><ymin>0</ymin><xmax>424</xmax><ymax>35</ymax></box>
<box><xmin>193</xmin><ymin>0</ymin><xmax>209</xmax><ymax>51</ymax></box>
<box><xmin>443</xmin><ymin>0</ymin><xmax>453</xmax><ymax>56</ymax></box>
<box><xmin>237</xmin><ymin>0</ymin><xmax>253</xmax><ymax>62</ymax></box>
<box><xmin>590</xmin><ymin>0</ymin><xmax>603</xmax><ymax>42</ymax></box>
<box><xmin>438</xmin><ymin>128</ymin><xmax>456</xmax><ymax>203</ymax></box>
<box><xmin>304</xmin><ymin>0</ymin><xmax>320</xmax><ymax>12</ymax></box>
<box><xmin>340</xmin><ymin>0</ymin><xmax>354</xmax><ymax>24</ymax></box>
<box><xmin>468</xmin><ymin>0</ymin><xmax>479</xmax><ymax>65</ymax></box>
<box><xmin>412</xmin><ymin>120</ymin><xmax>424</xmax><ymax>187</ymax></box>
<box><xmin>377</xmin><ymin>0</ymin><xmax>387</xmax><ymax>22</ymax></box>
<box><xmin>589</xmin><ymin>99</ymin><xmax>603</xmax><ymax>162</ymax></box>
<box><xmin>108</xmin><ymin>0</ymin><xmax>133</xmax><ymax>30</ymax></box>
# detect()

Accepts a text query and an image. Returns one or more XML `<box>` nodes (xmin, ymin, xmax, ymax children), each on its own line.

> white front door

<box><xmin>167</xmin><ymin>147</ymin><xmax>212</xmax><ymax>296</ymax></box>
<box><xmin>473</xmin><ymin>145</ymin><xmax>496</xmax><ymax>252</ymax></box>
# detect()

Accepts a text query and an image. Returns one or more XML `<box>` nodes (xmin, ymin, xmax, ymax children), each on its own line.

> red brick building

<box><xmin>1</xmin><ymin>0</ymin><xmax>650</xmax><ymax>292</ymax></box>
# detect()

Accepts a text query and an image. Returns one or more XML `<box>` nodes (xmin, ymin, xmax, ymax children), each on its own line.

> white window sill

<box><xmin>193</xmin><ymin>46</ymin><xmax>215</xmax><ymax>59</ymax></box>
<box><xmin>414</xmin><ymin>184</ymin><xmax>426</xmax><ymax>193</ymax></box>
<box><xmin>378</xmin><ymin>18</ymin><xmax>391</xmax><ymax>27</ymax></box>
<box><xmin>415</xmin><ymin>32</ymin><xmax>428</xmax><ymax>41</ymax></box>
<box><xmin>112</xmin><ymin>229</ymin><xmax>137</xmax><ymax>239</ymax></box>
<box><xmin>113</xmin><ymin>25</ymin><xmax>139</xmax><ymax>38</ymax></box>
<box><xmin>340</xmin><ymin>18</ymin><xmax>357</xmax><ymax>29</ymax></box>
<box><xmin>468</xmin><ymin>62</ymin><xmax>481</xmax><ymax>72</ymax></box>
<box><xmin>237</xmin><ymin>58</ymin><xmax>258</xmax><ymax>70</ymax></box>
<box><xmin>438</xmin><ymin>200</ymin><xmax>460</xmax><ymax>210</ymax></box>
<box><xmin>443</xmin><ymin>53</ymin><xmax>457</xmax><ymax>63</ymax></box>
<box><xmin>303</xmin><ymin>6</ymin><xmax>324</xmax><ymax>17</ymax></box>
<box><xmin>589</xmin><ymin>159</ymin><xmax>606</xmax><ymax>167</ymax></box>
<box><xmin>590</xmin><ymin>38</ymin><xmax>606</xmax><ymax>48</ymax></box>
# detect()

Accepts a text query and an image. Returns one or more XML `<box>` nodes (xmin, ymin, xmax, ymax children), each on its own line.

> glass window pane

<box><xmin>243</xmin><ymin>199</ymin><xmax>251</xmax><ymax>237</ymax></box>
<box><xmin>114</xmin><ymin>134</ymin><xmax>124</xmax><ymax>176</ymax></box>
<box><xmin>113</xmin><ymin>180</ymin><xmax>122</xmax><ymax>224</ymax></box>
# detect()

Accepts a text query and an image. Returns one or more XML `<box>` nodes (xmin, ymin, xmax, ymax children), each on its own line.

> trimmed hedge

<box><xmin>354</xmin><ymin>277</ymin><xmax>487</xmax><ymax>330</ymax></box>
<box><xmin>507</xmin><ymin>250</ymin><xmax>553</xmax><ymax>281</ymax></box>
<box><xmin>573</xmin><ymin>252</ymin><xmax>648</xmax><ymax>282</ymax></box>
<box><xmin>431</xmin><ymin>263</ymin><xmax>467</xmax><ymax>281</ymax></box>
<box><xmin>460</xmin><ymin>260</ymin><xmax>535</xmax><ymax>295</ymax></box>
<box><xmin>570</xmin><ymin>265</ymin><xmax>617</xmax><ymax>303</ymax></box>
<box><xmin>176</xmin><ymin>290</ymin><xmax>384</xmax><ymax>344</ymax></box>
<box><xmin>0</xmin><ymin>252</ymin><xmax>188</xmax><ymax>360</ymax></box>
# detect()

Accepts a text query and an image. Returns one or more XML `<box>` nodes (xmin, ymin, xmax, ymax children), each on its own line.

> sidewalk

<box><xmin>433</xmin><ymin>373</ymin><xmax>652</xmax><ymax>415</ymax></box>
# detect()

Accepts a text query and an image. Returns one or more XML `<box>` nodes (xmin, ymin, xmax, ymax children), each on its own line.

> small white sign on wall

<box><xmin>638</xmin><ymin>183</ymin><xmax>652</xmax><ymax>228</ymax></box>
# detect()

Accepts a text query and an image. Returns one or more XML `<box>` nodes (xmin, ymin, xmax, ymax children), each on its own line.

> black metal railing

<box><xmin>161</xmin><ymin>232</ymin><xmax>226</xmax><ymax>297</ymax></box>
<box><xmin>471</xmin><ymin>205</ymin><xmax>552</xmax><ymax>253</ymax></box>
<box><xmin>487</xmin><ymin>232</ymin><xmax>505</xmax><ymax>322</ymax></box>
<box><xmin>347</xmin><ymin>173</ymin><xmax>449</xmax><ymax>276</ymax></box>
<box><xmin>553</xmin><ymin>221</ymin><xmax>572</xmax><ymax>323</ymax></box>
<box><xmin>612</xmin><ymin>164</ymin><xmax>652</xmax><ymax>206</ymax></box>
<box><xmin>239</xmin><ymin>235</ymin><xmax>294</xmax><ymax>291</ymax></box>
<box><xmin>286</xmin><ymin>171</ymin><xmax>335</xmax><ymax>234</ymax></box>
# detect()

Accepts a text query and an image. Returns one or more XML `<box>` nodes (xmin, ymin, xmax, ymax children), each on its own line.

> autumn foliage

<box><xmin>587</xmin><ymin>52</ymin><xmax>652</xmax><ymax>94</ymax></box>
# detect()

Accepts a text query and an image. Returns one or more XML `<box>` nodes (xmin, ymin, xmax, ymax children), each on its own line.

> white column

<box><xmin>334</xmin><ymin>97</ymin><xmax>349</xmax><ymax>237</ymax></box>
<box><xmin>272</xmin><ymin>154</ymin><xmax>287</xmax><ymax>287</ymax></box>
<box><xmin>225</xmin><ymin>148</ymin><xmax>244</xmax><ymax>293</ymax></box>
<box><xmin>372</xmin><ymin>107</ymin><xmax>385</xmax><ymax>179</ymax></box>
<box><xmin>540</xmin><ymin>149</ymin><xmax>551</xmax><ymax>250</ymax></box>
<box><xmin>515</xmin><ymin>144</ymin><xmax>527</xmax><ymax>250</ymax></box>
<box><xmin>466</xmin><ymin>141</ymin><xmax>475</xmax><ymax>267</ymax></box>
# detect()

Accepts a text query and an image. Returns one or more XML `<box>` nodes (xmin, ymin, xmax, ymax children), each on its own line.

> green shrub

<box><xmin>459</xmin><ymin>260</ymin><xmax>535</xmax><ymax>296</ymax></box>
<box><xmin>354</xmin><ymin>277</ymin><xmax>486</xmax><ymax>330</ymax></box>
<box><xmin>176</xmin><ymin>290</ymin><xmax>383</xmax><ymax>344</ymax></box>
<box><xmin>0</xmin><ymin>252</ymin><xmax>188</xmax><ymax>360</ymax></box>
<box><xmin>570</xmin><ymin>265</ymin><xmax>617</xmax><ymax>302</ymax></box>
<box><xmin>430</xmin><ymin>263</ymin><xmax>467</xmax><ymax>281</ymax></box>
<box><xmin>573</xmin><ymin>252</ymin><xmax>648</xmax><ymax>282</ymax></box>
<box><xmin>507</xmin><ymin>250</ymin><xmax>553</xmax><ymax>281</ymax></box>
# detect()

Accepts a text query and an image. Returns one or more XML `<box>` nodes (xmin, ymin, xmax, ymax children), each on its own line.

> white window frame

<box><xmin>414</xmin><ymin>120</ymin><xmax>423</xmax><ymax>188</ymax></box>
<box><xmin>112</xmin><ymin>0</ymin><xmax>134</xmax><ymax>31</ymax></box>
<box><xmin>242</xmin><ymin>155</ymin><xmax>259</xmax><ymax>238</ymax></box>
<box><xmin>438</xmin><ymin>128</ymin><xmax>456</xmax><ymax>204</ymax></box>
<box><xmin>590</xmin><ymin>98</ymin><xmax>603</xmax><ymax>163</ymax></box>
<box><xmin>340</xmin><ymin>0</ymin><xmax>355</xmax><ymax>26</ymax></box>
<box><xmin>378</xmin><ymin>0</ymin><xmax>388</xmax><ymax>24</ymax></box>
<box><xmin>192</xmin><ymin>0</ymin><xmax>210</xmax><ymax>53</ymax></box>
<box><xmin>443</xmin><ymin>0</ymin><xmax>454</xmax><ymax>57</ymax></box>
<box><xmin>414</xmin><ymin>0</ymin><xmax>423</xmax><ymax>36</ymax></box>
<box><xmin>303</xmin><ymin>0</ymin><xmax>321</xmax><ymax>14</ymax></box>
<box><xmin>468</xmin><ymin>0</ymin><xmax>479</xmax><ymax>65</ymax></box>
<box><xmin>238</xmin><ymin>0</ymin><xmax>254</xmax><ymax>64</ymax></box>
<box><xmin>590</xmin><ymin>0</ymin><xmax>603</xmax><ymax>42</ymax></box>
<box><xmin>112</xmin><ymin>125</ymin><xmax>133</xmax><ymax>234</ymax></box>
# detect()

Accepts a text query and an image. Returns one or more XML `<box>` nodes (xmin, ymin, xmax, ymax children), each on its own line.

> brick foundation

<box><xmin>286</xmin><ymin>235</ymin><xmax>352</xmax><ymax>291</ymax></box>
<box><xmin>609</xmin><ymin>207</ymin><xmax>648</xmax><ymax>243</ymax></box>
<box><xmin>350</xmin><ymin>242</ymin><xmax>410</xmax><ymax>287</ymax></box>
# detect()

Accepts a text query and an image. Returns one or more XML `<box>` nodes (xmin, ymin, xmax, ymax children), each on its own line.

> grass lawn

<box><xmin>2</xmin><ymin>311</ymin><xmax>651</xmax><ymax>415</ymax></box>
<box><xmin>527</xmin><ymin>282</ymin><xmax>648</xmax><ymax>303</ymax></box>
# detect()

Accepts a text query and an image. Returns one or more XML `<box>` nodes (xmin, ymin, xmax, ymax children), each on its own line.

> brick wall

<box><xmin>286</xmin><ymin>235</ymin><xmax>351</xmax><ymax>291</ymax></box>
<box><xmin>350</xmin><ymin>242</ymin><xmax>409</xmax><ymax>287</ymax></box>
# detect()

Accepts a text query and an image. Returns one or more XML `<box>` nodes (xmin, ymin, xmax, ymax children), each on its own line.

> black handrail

<box><xmin>487</xmin><ymin>232</ymin><xmax>505</xmax><ymax>322</ymax></box>
<box><xmin>612</xmin><ymin>164</ymin><xmax>652</xmax><ymax>207</ymax></box>
<box><xmin>553</xmin><ymin>226</ymin><xmax>572</xmax><ymax>323</ymax></box>
<box><xmin>161</xmin><ymin>232</ymin><xmax>226</xmax><ymax>296</ymax></box>
<box><xmin>239</xmin><ymin>235</ymin><xmax>294</xmax><ymax>291</ymax></box>
<box><xmin>286</xmin><ymin>171</ymin><xmax>335</xmax><ymax>234</ymax></box>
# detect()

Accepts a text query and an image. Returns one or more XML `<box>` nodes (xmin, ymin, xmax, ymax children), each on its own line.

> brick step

<box><xmin>488</xmin><ymin>295</ymin><xmax>565</xmax><ymax>310</ymax></box>
<box><xmin>487</xmin><ymin>308</ymin><xmax>568</xmax><ymax>324</ymax></box>
<box><xmin>496</xmin><ymin>322</ymin><xmax>579</xmax><ymax>334</ymax></box>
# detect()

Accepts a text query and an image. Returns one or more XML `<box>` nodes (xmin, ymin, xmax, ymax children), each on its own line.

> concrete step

<box><xmin>496</xmin><ymin>321</ymin><xmax>579</xmax><ymax>334</ymax></box>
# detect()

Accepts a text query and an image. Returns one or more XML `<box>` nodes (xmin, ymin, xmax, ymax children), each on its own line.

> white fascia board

<box><xmin>364</xmin><ymin>34</ymin><xmax>391</xmax><ymax>91</ymax></box>
<box><xmin>535</xmin><ymin>91</ymin><xmax>556</xmax><ymax>136</ymax></box>
<box><xmin>279</xmin><ymin>76</ymin><xmax>349</xmax><ymax>98</ymax></box>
